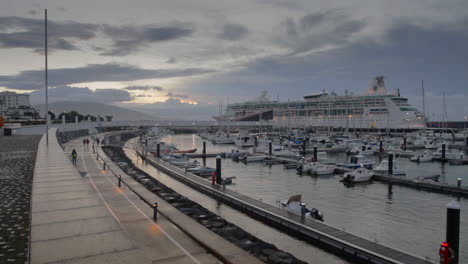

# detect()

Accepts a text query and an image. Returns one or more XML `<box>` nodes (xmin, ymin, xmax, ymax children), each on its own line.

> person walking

<box><xmin>86</xmin><ymin>138</ymin><xmax>90</xmax><ymax>148</ymax></box>
<box><xmin>71</xmin><ymin>149</ymin><xmax>77</xmax><ymax>165</ymax></box>
<box><xmin>83</xmin><ymin>138</ymin><xmax>86</xmax><ymax>146</ymax></box>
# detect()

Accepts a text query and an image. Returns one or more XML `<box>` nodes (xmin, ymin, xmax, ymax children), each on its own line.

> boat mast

<box><xmin>422</xmin><ymin>80</ymin><xmax>426</xmax><ymax>118</ymax></box>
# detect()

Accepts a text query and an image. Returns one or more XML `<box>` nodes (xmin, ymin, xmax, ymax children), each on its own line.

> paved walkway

<box><xmin>0</xmin><ymin>135</ymin><xmax>41</xmax><ymax>263</ymax></box>
<box><xmin>30</xmin><ymin>131</ymin><xmax>220</xmax><ymax>264</ymax></box>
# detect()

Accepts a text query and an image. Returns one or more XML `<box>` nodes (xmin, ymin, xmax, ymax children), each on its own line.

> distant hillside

<box><xmin>35</xmin><ymin>101</ymin><xmax>158</xmax><ymax>121</ymax></box>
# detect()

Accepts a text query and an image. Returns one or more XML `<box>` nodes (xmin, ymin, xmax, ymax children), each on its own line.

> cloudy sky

<box><xmin>1</xmin><ymin>0</ymin><xmax>467</xmax><ymax>120</ymax></box>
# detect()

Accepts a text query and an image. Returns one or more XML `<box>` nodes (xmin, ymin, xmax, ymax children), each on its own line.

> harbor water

<box><xmin>157</xmin><ymin>134</ymin><xmax>467</xmax><ymax>262</ymax></box>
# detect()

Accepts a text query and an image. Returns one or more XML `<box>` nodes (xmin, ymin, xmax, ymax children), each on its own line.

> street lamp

<box><xmin>464</xmin><ymin>116</ymin><xmax>467</xmax><ymax>130</ymax></box>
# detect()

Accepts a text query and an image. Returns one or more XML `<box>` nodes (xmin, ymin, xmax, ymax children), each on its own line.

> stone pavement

<box><xmin>0</xmin><ymin>134</ymin><xmax>41</xmax><ymax>263</ymax></box>
<box><xmin>30</xmin><ymin>130</ymin><xmax>225</xmax><ymax>264</ymax></box>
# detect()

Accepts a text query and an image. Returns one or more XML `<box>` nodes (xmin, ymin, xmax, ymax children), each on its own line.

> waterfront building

<box><xmin>0</xmin><ymin>91</ymin><xmax>30</xmax><ymax>114</ymax></box>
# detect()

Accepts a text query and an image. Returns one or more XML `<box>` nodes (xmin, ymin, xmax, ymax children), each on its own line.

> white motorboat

<box><xmin>386</xmin><ymin>146</ymin><xmax>415</xmax><ymax>156</ymax></box>
<box><xmin>374</xmin><ymin>159</ymin><xmax>406</xmax><ymax>176</ymax></box>
<box><xmin>425</xmin><ymin>139</ymin><xmax>448</xmax><ymax>149</ymax></box>
<box><xmin>169</xmin><ymin>160</ymin><xmax>199</xmax><ymax>168</ymax></box>
<box><xmin>298</xmin><ymin>162</ymin><xmax>335</xmax><ymax>175</ymax></box>
<box><xmin>432</xmin><ymin>148</ymin><xmax>464</xmax><ymax>160</ymax></box>
<box><xmin>342</xmin><ymin>155</ymin><xmax>375</xmax><ymax>169</ymax></box>
<box><xmin>234</xmin><ymin>130</ymin><xmax>256</xmax><ymax>147</ymax></box>
<box><xmin>346</xmin><ymin>145</ymin><xmax>376</xmax><ymax>155</ymax></box>
<box><xmin>340</xmin><ymin>167</ymin><xmax>374</xmax><ymax>183</ymax></box>
<box><xmin>187</xmin><ymin>166</ymin><xmax>216</xmax><ymax>177</ymax></box>
<box><xmin>314</xmin><ymin>165</ymin><xmax>335</xmax><ymax>175</ymax></box>
<box><xmin>410</xmin><ymin>151</ymin><xmax>433</xmax><ymax>162</ymax></box>
<box><xmin>276</xmin><ymin>194</ymin><xmax>323</xmax><ymax>221</ymax></box>
<box><xmin>243</xmin><ymin>154</ymin><xmax>267</xmax><ymax>163</ymax></box>
<box><xmin>234</xmin><ymin>137</ymin><xmax>255</xmax><ymax>147</ymax></box>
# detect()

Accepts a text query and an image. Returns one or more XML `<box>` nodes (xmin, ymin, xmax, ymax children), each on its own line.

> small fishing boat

<box><xmin>342</xmin><ymin>155</ymin><xmax>375</xmax><ymax>169</ymax></box>
<box><xmin>276</xmin><ymin>194</ymin><xmax>324</xmax><ymax>221</ymax></box>
<box><xmin>187</xmin><ymin>166</ymin><xmax>216</xmax><ymax>177</ymax></box>
<box><xmin>170</xmin><ymin>148</ymin><xmax>197</xmax><ymax>154</ymax></box>
<box><xmin>340</xmin><ymin>167</ymin><xmax>374</xmax><ymax>183</ymax></box>
<box><xmin>242</xmin><ymin>154</ymin><xmax>267</xmax><ymax>163</ymax></box>
<box><xmin>410</xmin><ymin>151</ymin><xmax>433</xmax><ymax>162</ymax></box>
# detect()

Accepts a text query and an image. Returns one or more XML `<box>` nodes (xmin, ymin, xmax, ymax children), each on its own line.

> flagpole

<box><xmin>45</xmin><ymin>9</ymin><xmax>49</xmax><ymax>145</ymax></box>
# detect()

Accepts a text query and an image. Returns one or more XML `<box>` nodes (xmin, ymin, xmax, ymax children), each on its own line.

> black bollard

<box><xmin>442</xmin><ymin>144</ymin><xmax>446</xmax><ymax>160</ymax></box>
<box><xmin>216</xmin><ymin>155</ymin><xmax>222</xmax><ymax>184</ymax></box>
<box><xmin>457</xmin><ymin>178</ymin><xmax>461</xmax><ymax>188</ymax></box>
<box><xmin>361</xmin><ymin>145</ymin><xmax>366</xmax><ymax>152</ymax></box>
<box><xmin>446</xmin><ymin>200</ymin><xmax>460</xmax><ymax>263</ymax></box>
<box><xmin>103</xmin><ymin>162</ymin><xmax>106</xmax><ymax>171</ymax></box>
<box><xmin>379</xmin><ymin>139</ymin><xmax>383</xmax><ymax>153</ymax></box>
<box><xmin>118</xmin><ymin>175</ymin><xmax>122</xmax><ymax>188</ymax></box>
<box><xmin>254</xmin><ymin>136</ymin><xmax>258</xmax><ymax>146</ymax></box>
<box><xmin>388</xmin><ymin>153</ymin><xmax>393</xmax><ymax>175</ymax></box>
<box><xmin>466</xmin><ymin>137</ymin><xmax>468</xmax><ymax>146</ymax></box>
<box><xmin>202</xmin><ymin>141</ymin><xmax>206</xmax><ymax>156</ymax></box>
<box><xmin>269</xmin><ymin>141</ymin><xmax>272</xmax><ymax>156</ymax></box>
<box><xmin>156</xmin><ymin>143</ymin><xmax>160</xmax><ymax>158</ymax></box>
<box><xmin>403</xmin><ymin>136</ymin><xmax>407</xmax><ymax>151</ymax></box>
<box><xmin>313</xmin><ymin>145</ymin><xmax>318</xmax><ymax>161</ymax></box>
<box><xmin>301</xmin><ymin>203</ymin><xmax>307</xmax><ymax>218</ymax></box>
<box><xmin>153</xmin><ymin>202</ymin><xmax>158</xmax><ymax>221</ymax></box>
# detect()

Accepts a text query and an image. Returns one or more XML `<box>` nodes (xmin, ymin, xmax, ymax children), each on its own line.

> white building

<box><xmin>0</xmin><ymin>92</ymin><xmax>30</xmax><ymax>114</ymax></box>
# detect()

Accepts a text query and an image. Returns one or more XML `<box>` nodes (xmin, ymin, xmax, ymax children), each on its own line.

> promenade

<box><xmin>0</xmin><ymin>135</ymin><xmax>41</xmax><ymax>263</ymax></box>
<box><xmin>30</xmin><ymin>130</ymin><xmax>260</xmax><ymax>264</ymax></box>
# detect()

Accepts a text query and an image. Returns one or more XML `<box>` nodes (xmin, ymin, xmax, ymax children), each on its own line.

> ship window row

<box><xmin>399</xmin><ymin>107</ymin><xmax>417</xmax><ymax>111</ymax></box>
<box><xmin>273</xmin><ymin>108</ymin><xmax>379</xmax><ymax>116</ymax></box>
<box><xmin>230</xmin><ymin>102</ymin><xmax>388</xmax><ymax>111</ymax></box>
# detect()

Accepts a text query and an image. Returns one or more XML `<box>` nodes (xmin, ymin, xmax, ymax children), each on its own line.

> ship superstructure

<box><xmin>213</xmin><ymin>77</ymin><xmax>426</xmax><ymax>129</ymax></box>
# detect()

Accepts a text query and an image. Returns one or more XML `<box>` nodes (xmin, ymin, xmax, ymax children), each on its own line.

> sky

<box><xmin>1</xmin><ymin>0</ymin><xmax>467</xmax><ymax>120</ymax></box>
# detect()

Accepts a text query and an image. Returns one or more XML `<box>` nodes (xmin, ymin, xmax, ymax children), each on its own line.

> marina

<box><xmin>157</xmin><ymin>132</ymin><xmax>467</xmax><ymax>262</ymax></box>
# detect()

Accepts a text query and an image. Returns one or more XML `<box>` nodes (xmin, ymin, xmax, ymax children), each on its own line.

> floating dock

<box><xmin>139</xmin><ymin>151</ymin><xmax>432</xmax><ymax>264</ymax></box>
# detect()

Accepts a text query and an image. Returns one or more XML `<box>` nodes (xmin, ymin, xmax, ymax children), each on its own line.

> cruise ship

<box><xmin>213</xmin><ymin>77</ymin><xmax>427</xmax><ymax>129</ymax></box>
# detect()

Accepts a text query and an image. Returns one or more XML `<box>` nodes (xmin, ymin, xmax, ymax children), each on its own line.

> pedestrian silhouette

<box><xmin>71</xmin><ymin>149</ymin><xmax>77</xmax><ymax>165</ymax></box>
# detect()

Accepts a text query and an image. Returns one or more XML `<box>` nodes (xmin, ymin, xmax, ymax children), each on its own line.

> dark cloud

<box><xmin>219</xmin><ymin>24</ymin><xmax>248</xmax><ymax>41</ymax></box>
<box><xmin>28</xmin><ymin>10</ymin><xmax>37</xmax><ymax>16</ymax></box>
<box><xmin>0</xmin><ymin>16</ymin><xmax>97</xmax><ymax>53</ymax></box>
<box><xmin>100</xmin><ymin>23</ymin><xmax>194</xmax><ymax>56</ymax></box>
<box><xmin>166</xmin><ymin>92</ymin><xmax>188</xmax><ymax>99</ymax></box>
<box><xmin>29</xmin><ymin>86</ymin><xmax>131</xmax><ymax>105</ymax></box>
<box><xmin>0</xmin><ymin>63</ymin><xmax>214</xmax><ymax>90</ymax></box>
<box><xmin>0</xmin><ymin>16</ymin><xmax>193</xmax><ymax>56</ymax></box>
<box><xmin>124</xmin><ymin>85</ymin><xmax>164</xmax><ymax>91</ymax></box>
<box><xmin>278</xmin><ymin>11</ymin><xmax>367</xmax><ymax>54</ymax></box>
<box><xmin>299</xmin><ymin>11</ymin><xmax>330</xmax><ymax>29</ymax></box>
<box><xmin>166</xmin><ymin>57</ymin><xmax>176</xmax><ymax>64</ymax></box>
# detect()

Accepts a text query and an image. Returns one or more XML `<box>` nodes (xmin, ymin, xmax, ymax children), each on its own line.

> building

<box><xmin>0</xmin><ymin>91</ymin><xmax>30</xmax><ymax>114</ymax></box>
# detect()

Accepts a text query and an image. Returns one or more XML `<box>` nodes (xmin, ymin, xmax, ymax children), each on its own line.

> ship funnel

<box><xmin>367</xmin><ymin>76</ymin><xmax>387</xmax><ymax>95</ymax></box>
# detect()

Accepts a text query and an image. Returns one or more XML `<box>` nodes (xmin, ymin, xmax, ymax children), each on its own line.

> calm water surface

<box><xmin>159</xmin><ymin>134</ymin><xmax>468</xmax><ymax>262</ymax></box>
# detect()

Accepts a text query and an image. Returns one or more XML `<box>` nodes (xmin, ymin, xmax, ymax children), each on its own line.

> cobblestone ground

<box><xmin>0</xmin><ymin>135</ymin><xmax>41</xmax><ymax>263</ymax></box>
